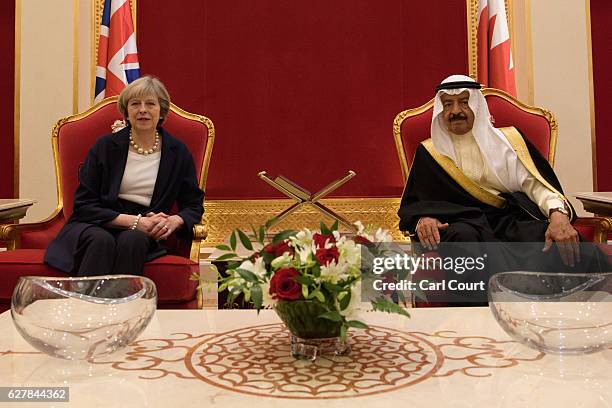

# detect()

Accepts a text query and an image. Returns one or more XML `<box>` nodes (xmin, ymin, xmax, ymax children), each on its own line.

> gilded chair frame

<box><xmin>0</xmin><ymin>97</ymin><xmax>215</xmax><ymax>306</ymax></box>
<box><xmin>392</xmin><ymin>88</ymin><xmax>611</xmax><ymax>243</ymax></box>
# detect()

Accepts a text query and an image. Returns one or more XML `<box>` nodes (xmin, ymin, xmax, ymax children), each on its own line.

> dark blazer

<box><xmin>44</xmin><ymin>126</ymin><xmax>204</xmax><ymax>273</ymax></box>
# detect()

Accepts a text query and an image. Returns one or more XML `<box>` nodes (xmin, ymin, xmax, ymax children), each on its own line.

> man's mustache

<box><xmin>449</xmin><ymin>113</ymin><xmax>467</xmax><ymax>121</ymax></box>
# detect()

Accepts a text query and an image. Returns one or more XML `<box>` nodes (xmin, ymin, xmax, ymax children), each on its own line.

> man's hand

<box><xmin>543</xmin><ymin>212</ymin><xmax>580</xmax><ymax>267</ymax></box>
<box><xmin>416</xmin><ymin>217</ymin><xmax>449</xmax><ymax>250</ymax></box>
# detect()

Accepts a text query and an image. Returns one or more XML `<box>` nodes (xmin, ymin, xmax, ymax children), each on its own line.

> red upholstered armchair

<box><xmin>393</xmin><ymin>88</ymin><xmax>611</xmax><ymax>305</ymax></box>
<box><xmin>0</xmin><ymin>97</ymin><xmax>214</xmax><ymax>312</ymax></box>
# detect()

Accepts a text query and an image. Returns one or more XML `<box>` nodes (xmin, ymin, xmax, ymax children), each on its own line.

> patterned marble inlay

<box><xmin>185</xmin><ymin>324</ymin><xmax>442</xmax><ymax>398</ymax></box>
<box><xmin>78</xmin><ymin>323</ymin><xmax>545</xmax><ymax>399</ymax></box>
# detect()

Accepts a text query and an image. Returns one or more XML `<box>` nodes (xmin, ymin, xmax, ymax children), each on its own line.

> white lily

<box><xmin>338</xmin><ymin>239</ymin><xmax>360</xmax><ymax>266</ymax></box>
<box><xmin>271</xmin><ymin>254</ymin><xmax>292</xmax><ymax>269</ymax></box>
<box><xmin>291</xmin><ymin>228</ymin><xmax>313</xmax><ymax>249</ymax></box>
<box><xmin>260</xmin><ymin>282</ymin><xmax>276</xmax><ymax>308</ymax></box>
<box><xmin>297</xmin><ymin>245</ymin><xmax>315</xmax><ymax>265</ymax></box>
<box><xmin>339</xmin><ymin>280</ymin><xmax>362</xmax><ymax>318</ymax></box>
<box><xmin>374</xmin><ymin>227</ymin><xmax>393</xmax><ymax>242</ymax></box>
<box><xmin>238</xmin><ymin>257</ymin><xmax>267</xmax><ymax>279</ymax></box>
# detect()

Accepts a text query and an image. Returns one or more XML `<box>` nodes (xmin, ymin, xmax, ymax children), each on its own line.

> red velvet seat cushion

<box><xmin>0</xmin><ymin>249</ymin><xmax>198</xmax><ymax>304</ymax></box>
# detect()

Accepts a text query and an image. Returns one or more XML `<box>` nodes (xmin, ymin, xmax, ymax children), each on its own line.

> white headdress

<box><xmin>431</xmin><ymin>74</ymin><xmax>529</xmax><ymax>192</ymax></box>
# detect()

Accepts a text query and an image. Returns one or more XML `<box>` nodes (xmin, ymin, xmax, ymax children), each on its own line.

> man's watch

<box><xmin>549</xmin><ymin>207</ymin><xmax>569</xmax><ymax>217</ymax></box>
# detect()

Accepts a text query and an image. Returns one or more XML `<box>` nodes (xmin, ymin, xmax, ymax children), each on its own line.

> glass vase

<box><xmin>11</xmin><ymin>275</ymin><xmax>157</xmax><ymax>360</ymax></box>
<box><xmin>274</xmin><ymin>300</ymin><xmax>350</xmax><ymax>360</ymax></box>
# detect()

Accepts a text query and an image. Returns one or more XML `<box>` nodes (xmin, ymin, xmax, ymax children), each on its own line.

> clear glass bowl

<box><xmin>11</xmin><ymin>275</ymin><xmax>157</xmax><ymax>360</ymax></box>
<box><xmin>488</xmin><ymin>271</ymin><xmax>612</xmax><ymax>355</ymax></box>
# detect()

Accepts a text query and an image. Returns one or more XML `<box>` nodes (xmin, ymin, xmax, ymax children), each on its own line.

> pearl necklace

<box><xmin>129</xmin><ymin>129</ymin><xmax>160</xmax><ymax>155</ymax></box>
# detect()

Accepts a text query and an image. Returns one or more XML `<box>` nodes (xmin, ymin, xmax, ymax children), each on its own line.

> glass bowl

<box><xmin>11</xmin><ymin>275</ymin><xmax>157</xmax><ymax>360</ymax></box>
<box><xmin>488</xmin><ymin>271</ymin><xmax>612</xmax><ymax>355</ymax></box>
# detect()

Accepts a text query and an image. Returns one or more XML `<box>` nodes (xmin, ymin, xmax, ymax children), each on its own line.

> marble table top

<box><xmin>0</xmin><ymin>307</ymin><xmax>610</xmax><ymax>407</ymax></box>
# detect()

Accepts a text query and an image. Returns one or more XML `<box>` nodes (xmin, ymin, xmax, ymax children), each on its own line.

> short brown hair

<box><xmin>117</xmin><ymin>75</ymin><xmax>171</xmax><ymax>125</ymax></box>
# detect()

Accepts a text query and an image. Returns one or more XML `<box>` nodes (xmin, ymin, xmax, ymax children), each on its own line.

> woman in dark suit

<box><xmin>45</xmin><ymin>76</ymin><xmax>204</xmax><ymax>276</ymax></box>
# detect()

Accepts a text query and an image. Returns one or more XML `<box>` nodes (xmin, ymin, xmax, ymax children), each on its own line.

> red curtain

<box><xmin>590</xmin><ymin>0</ymin><xmax>612</xmax><ymax>191</ymax></box>
<box><xmin>138</xmin><ymin>0</ymin><xmax>469</xmax><ymax>199</ymax></box>
<box><xmin>0</xmin><ymin>0</ymin><xmax>15</xmax><ymax>198</ymax></box>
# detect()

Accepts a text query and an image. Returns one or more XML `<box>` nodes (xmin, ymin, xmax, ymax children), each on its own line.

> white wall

<box><xmin>515</xmin><ymin>0</ymin><xmax>593</xmax><ymax>214</ymax></box>
<box><xmin>532</xmin><ymin>0</ymin><xmax>593</xmax><ymax>214</ymax></box>
<box><xmin>19</xmin><ymin>0</ymin><xmax>74</xmax><ymax>221</ymax></box>
<box><xmin>19</xmin><ymin>0</ymin><xmax>92</xmax><ymax>222</ymax></box>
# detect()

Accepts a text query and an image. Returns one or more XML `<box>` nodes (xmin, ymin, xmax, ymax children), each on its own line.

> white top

<box><xmin>118</xmin><ymin>150</ymin><xmax>161</xmax><ymax>207</ymax></box>
<box><xmin>451</xmin><ymin>131</ymin><xmax>565</xmax><ymax>217</ymax></box>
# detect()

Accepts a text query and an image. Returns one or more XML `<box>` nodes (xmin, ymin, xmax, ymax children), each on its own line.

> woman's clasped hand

<box><xmin>136</xmin><ymin>212</ymin><xmax>185</xmax><ymax>241</ymax></box>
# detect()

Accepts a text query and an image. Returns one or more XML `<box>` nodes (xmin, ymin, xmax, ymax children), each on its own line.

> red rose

<box><xmin>354</xmin><ymin>235</ymin><xmax>374</xmax><ymax>248</ymax></box>
<box><xmin>315</xmin><ymin>247</ymin><xmax>340</xmax><ymax>266</ymax></box>
<box><xmin>269</xmin><ymin>268</ymin><xmax>302</xmax><ymax>300</ymax></box>
<box><xmin>264</xmin><ymin>240</ymin><xmax>294</xmax><ymax>257</ymax></box>
<box><xmin>313</xmin><ymin>233</ymin><xmax>335</xmax><ymax>249</ymax></box>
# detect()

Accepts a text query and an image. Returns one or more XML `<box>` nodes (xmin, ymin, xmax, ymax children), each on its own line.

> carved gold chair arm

<box><xmin>0</xmin><ymin>208</ymin><xmax>64</xmax><ymax>249</ymax></box>
<box><xmin>574</xmin><ymin>216</ymin><xmax>612</xmax><ymax>243</ymax></box>
<box><xmin>190</xmin><ymin>222</ymin><xmax>209</xmax><ymax>309</ymax></box>
<box><xmin>189</xmin><ymin>223</ymin><xmax>208</xmax><ymax>264</ymax></box>
<box><xmin>192</xmin><ymin>223</ymin><xmax>208</xmax><ymax>240</ymax></box>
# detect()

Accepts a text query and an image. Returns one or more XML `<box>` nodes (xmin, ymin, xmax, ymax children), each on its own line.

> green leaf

<box><xmin>320</xmin><ymin>221</ymin><xmax>331</xmax><ymax>235</ymax></box>
<box><xmin>236</xmin><ymin>268</ymin><xmax>259</xmax><ymax>283</ymax></box>
<box><xmin>302</xmin><ymin>284</ymin><xmax>309</xmax><ymax>299</ymax></box>
<box><xmin>322</xmin><ymin>282</ymin><xmax>342</xmax><ymax>293</ymax></box>
<box><xmin>229</xmin><ymin>231</ymin><xmax>237</xmax><ymax>251</ymax></box>
<box><xmin>250</xmin><ymin>284</ymin><xmax>263</xmax><ymax>311</ymax></box>
<box><xmin>295</xmin><ymin>275</ymin><xmax>315</xmax><ymax>286</ymax></box>
<box><xmin>339</xmin><ymin>291</ymin><xmax>351</xmax><ymax>310</ymax></box>
<box><xmin>262</xmin><ymin>252</ymin><xmax>274</xmax><ymax>266</ymax></box>
<box><xmin>237</xmin><ymin>229</ymin><xmax>254</xmax><ymax>251</ymax></box>
<box><xmin>313</xmin><ymin>290</ymin><xmax>325</xmax><ymax>303</ymax></box>
<box><xmin>215</xmin><ymin>253</ymin><xmax>239</xmax><ymax>262</ymax></box>
<box><xmin>340</xmin><ymin>324</ymin><xmax>348</xmax><ymax>341</ymax></box>
<box><xmin>272</xmin><ymin>230</ymin><xmax>297</xmax><ymax>244</ymax></box>
<box><xmin>371</xmin><ymin>299</ymin><xmax>411</xmax><ymax>318</ymax></box>
<box><xmin>346</xmin><ymin>320</ymin><xmax>369</xmax><ymax>329</ymax></box>
<box><xmin>215</xmin><ymin>244</ymin><xmax>232</xmax><ymax>251</ymax></box>
<box><xmin>330</xmin><ymin>220</ymin><xmax>339</xmax><ymax>232</ymax></box>
<box><xmin>258</xmin><ymin>225</ymin><xmax>266</xmax><ymax>243</ymax></box>
<box><xmin>318</xmin><ymin>311</ymin><xmax>343</xmax><ymax>322</ymax></box>
<box><xmin>265</xmin><ymin>217</ymin><xmax>278</xmax><ymax>229</ymax></box>
<box><xmin>312</xmin><ymin>264</ymin><xmax>321</xmax><ymax>277</ymax></box>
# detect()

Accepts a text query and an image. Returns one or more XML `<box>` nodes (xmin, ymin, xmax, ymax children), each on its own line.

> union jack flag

<box><xmin>94</xmin><ymin>0</ymin><xmax>140</xmax><ymax>103</ymax></box>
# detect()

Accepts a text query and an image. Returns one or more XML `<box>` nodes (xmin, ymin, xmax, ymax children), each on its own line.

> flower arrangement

<box><xmin>209</xmin><ymin>220</ymin><xmax>410</xmax><ymax>340</ymax></box>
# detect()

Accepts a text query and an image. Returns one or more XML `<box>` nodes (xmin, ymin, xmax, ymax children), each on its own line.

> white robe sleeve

<box><xmin>521</xmin><ymin>175</ymin><xmax>566</xmax><ymax>218</ymax></box>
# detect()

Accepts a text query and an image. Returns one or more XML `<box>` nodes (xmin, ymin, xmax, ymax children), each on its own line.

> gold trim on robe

<box><xmin>499</xmin><ymin>126</ymin><xmax>574</xmax><ymax>219</ymax></box>
<box><xmin>421</xmin><ymin>139</ymin><xmax>506</xmax><ymax>208</ymax></box>
<box><xmin>419</xmin><ymin>127</ymin><xmax>573</xmax><ymax>219</ymax></box>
